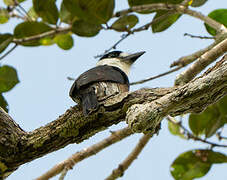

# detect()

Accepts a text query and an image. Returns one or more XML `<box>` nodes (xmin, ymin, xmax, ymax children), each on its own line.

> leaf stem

<box><xmin>0</xmin><ymin>44</ymin><xmax>18</xmax><ymax>61</ymax></box>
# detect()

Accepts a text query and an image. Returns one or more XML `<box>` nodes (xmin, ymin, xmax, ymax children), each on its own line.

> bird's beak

<box><xmin>122</xmin><ymin>51</ymin><xmax>145</xmax><ymax>64</ymax></box>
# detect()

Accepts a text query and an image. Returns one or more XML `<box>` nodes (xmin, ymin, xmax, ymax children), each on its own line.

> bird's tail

<box><xmin>81</xmin><ymin>87</ymin><xmax>99</xmax><ymax>116</ymax></box>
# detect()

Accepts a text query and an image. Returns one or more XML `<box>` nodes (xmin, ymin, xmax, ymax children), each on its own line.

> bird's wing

<box><xmin>69</xmin><ymin>65</ymin><xmax>129</xmax><ymax>98</ymax></box>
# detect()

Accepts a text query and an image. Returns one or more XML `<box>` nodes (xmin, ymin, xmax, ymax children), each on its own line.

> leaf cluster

<box><xmin>168</xmin><ymin>95</ymin><xmax>227</xmax><ymax>179</ymax></box>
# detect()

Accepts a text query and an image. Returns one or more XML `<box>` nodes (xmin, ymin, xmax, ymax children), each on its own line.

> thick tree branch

<box><xmin>126</xmin><ymin>56</ymin><xmax>227</xmax><ymax>133</ymax></box>
<box><xmin>0</xmin><ymin>56</ymin><xmax>226</xmax><ymax>178</ymax></box>
<box><xmin>170</xmin><ymin>34</ymin><xmax>227</xmax><ymax>68</ymax></box>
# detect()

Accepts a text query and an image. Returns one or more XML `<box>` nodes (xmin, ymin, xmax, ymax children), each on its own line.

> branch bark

<box><xmin>126</xmin><ymin>55</ymin><xmax>227</xmax><ymax>133</ymax></box>
<box><xmin>175</xmin><ymin>38</ymin><xmax>227</xmax><ymax>85</ymax></box>
<box><xmin>0</xmin><ymin>56</ymin><xmax>226</xmax><ymax>178</ymax></box>
<box><xmin>36</xmin><ymin>127</ymin><xmax>133</xmax><ymax>180</ymax></box>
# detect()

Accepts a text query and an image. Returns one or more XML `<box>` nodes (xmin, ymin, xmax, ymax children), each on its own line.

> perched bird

<box><xmin>69</xmin><ymin>51</ymin><xmax>145</xmax><ymax>116</ymax></box>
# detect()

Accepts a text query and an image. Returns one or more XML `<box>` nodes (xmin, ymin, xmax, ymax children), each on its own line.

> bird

<box><xmin>69</xmin><ymin>50</ymin><xmax>145</xmax><ymax>116</ymax></box>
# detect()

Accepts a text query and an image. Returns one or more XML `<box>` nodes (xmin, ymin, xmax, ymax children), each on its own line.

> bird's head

<box><xmin>96</xmin><ymin>51</ymin><xmax>145</xmax><ymax>75</ymax></box>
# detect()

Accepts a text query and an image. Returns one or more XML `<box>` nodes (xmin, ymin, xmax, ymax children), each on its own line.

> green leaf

<box><xmin>18</xmin><ymin>0</ymin><xmax>27</xmax><ymax>3</ymax></box>
<box><xmin>33</xmin><ymin>0</ymin><xmax>59</xmax><ymax>24</ymax></box>
<box><xmin>111</xmin><ymin>15</ymin><xmax>138</xmax><ymax>32</ymax></box>
<box><xmin>60</xmin><ymin>2</ymin><xmax>78</xmax><ymax>24</ymax></box>
<box><xmin>72</xmin><ymin>20</ymin><xmax>102</xmax><ymax>37</ymax></box>
<box><xmin>14</xmin><ymin>22</ymin><xmax>52</xmax><ymax>46</ymax></box>
<box><xmin>217</xmin><ymin>95</ymin><xmax>227</xmax><ymax>118</ymax></box>
<box><xmin>171</xmin><ymin>149</ymin><xmax>227</xmax><ymax>180</ymax></box>
<box><xmin>54</xmin><ymin>34</ymin><xmax>74</xmax><ymax>50</ymax></box>
<box><xmin>0</xmin><ymin>65</ymin><xmax>19</xmax><ymax>93</ymax></box>
<box><xmin>3</xmin><ymin>0</ymin><xmax>15</xmax><ymax>5</ymax></box>
<box><xmin>189</xmin><ymin>106</ymin><xmax>221</xmax><ymax>138</ymax></box>
<box><xmin>152</xmin><ymin>11</ymin><xmax>181</xmax><ymax>33</ymax></box>
<box><xmin>39</xmin><ymin>37</ymin><xmax>55</xmax><ymax>46</ymax></box>
<box><xmin>205</xmin><ymin>150</ymin><xmax>227</xmax><ymax>164</ymax></box>
<box><xmin>0</xmin><ymin>8</ymin><xmax>9</xmax><ymax>24</ymax></box>
<box><xmin>171</xmin><ymin>150</ymin><xmax>211</xmax><ymax>180</ymax></box>
<box><xmin>28</xmin><ymin>7</ymin><xmax>39</xmax><ymax>21</ymax></box>
<box><xmin>191</xmin><ymin>0</ymin><xmax>208</xmax><ymax>7</ymax></box>
<box><xmin>3</xmin><ymin>0</ymin><xmax>26</xmax><ymax>5</ymax></box>
<box><xmin>168</xmin><ymin>120</ymin><xmax>185</xmax><ymax>139</ymax></box>
<box><xmin>189</xmin><ymin>95</ymin><xmax>227</xmax><ymax>138</ymax></box>
<box><xmin>205</xmin><ymin>9</ymin><xmax>227</xmax><ymax>36</ymax></box>
<box><xmin>0</xmin><ymin>34</ymin><xmax>13</xmax><ymax>54</ymax></box>
<box><xmin>0</xmin><ymin>94</ymin><xmax>8</xmax><ymax>112</ymax></box>
<box><xmin>62</xmin><ymin>0</ymin><xmax>114</xmax><ymax>24</ymax></box>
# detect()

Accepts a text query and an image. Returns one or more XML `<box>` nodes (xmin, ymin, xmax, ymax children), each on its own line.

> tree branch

<box><xmin>167</xmin><ymin>116</ymin><xmax>227</xmax><ymax>148</ymax></box>
<box><xmin>126</xmin><ymin>55</ymin><xmax>227</xmax><ymax>133</ymax></box>
<box><xmin>97</xmin><ymin>10</ymin><xmax>176</xmax><ymax>57</ymax></box>
<box><xmin>0</xmin><ymin>55</ymin><xmax>227</xmax><ymax>178</ymax></box>
<box><xmin>130</xmin><ymin>66</ymin><xmax>182</xmax><ymax>85</ymax></box>
<box><xmin>217</xmin><ymin>132</ymin><xmax>227</xmax><ymax>141</ymax></box>
<box><xmin>0</xmin><ymin>44</ymin><xmax>18</xmax><ymax>61</ymax></box>
<box><xmin>105</xmin><ymin>134</ymin><xmax>151</xmax><ymax>180</ymax></box>
<box><xmin>171</xmin><ymin>33</ymin><xmax>227</xmax><ymax>68</ymax></box>
<box><xmin>114</xmin><ymin>3</ymin><xmax>227</xmax><ymax>34</ymax></box>
<box><xmin>13</xmin><ymin>27</ymin><xmax>71</xmax><ymax>44</ymax></box>
<box><xmin>184</xmin><ymin>33</ymin><xmax>214</xmax><ymax>39</ymax></box>
<box><xmin>36</xmin><ymin>127</ymin><xmax>133</xmax><ymax>180</ymax></box>
<box><xmin>175</xmin><ymin>38</ymin><xmax>227</xmax><ymax>85</ymax></box>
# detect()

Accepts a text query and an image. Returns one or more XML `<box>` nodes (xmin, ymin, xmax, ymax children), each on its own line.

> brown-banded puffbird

<box><xmin>69</xmin><ymin>51</ymin><xmax>145</xmax><ymax>116</ymax></box>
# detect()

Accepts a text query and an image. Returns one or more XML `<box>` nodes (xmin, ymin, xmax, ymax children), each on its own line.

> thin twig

<box><xmin>105</xmin><ymin>134</ymin><xmax>152</xmax><ymax>180</ymax></box>
<box><xmin>10</xmin><ymin>12</ymin><xmax>27</xmax><ymax>20</ymax></box>
<box><xmin>96</xmin><ymin>11</ymin><xmax>176</xmax><ymax>58</ymax></box>
<box><xmin>95</xmin><ymin>34</ymin><xmax>130</xmax><ymax>58</ymax></box>
<box><xmin>167</xmin><ymin>116</ymin><xmax>227</xmax><ymax>148</ymax></box>
<box><xmin>13</xmin><ymin>0</ymin><xmax>29</xmax><ymax>17</ymax></box>
<box><xmin>36</xmin><ymin>127</ymin><xmax>133</xmax><ymax>180</ymax></box>
<box><xmin>58</xmin><ymin>168</ymin><xmax>68</xmax><ymax>180</ymax></box>
<box><xmin>100</xmin><ymin>3</ymin><xmax>227</xmax><ymax>58</ymax></box>
<box><xmin>0</xmin><ymin>44</ymin><xmax>18</xmax><ymax>61</ymax></box>
<box><xmin>184</xmin><ymin>33</ymin><xmax>214</xmax><ymax>39</ymax></box>
<box><xmin>216</xmin><ymin>131</ymin><xmax>227</xmax><ymax>141</ymax></box>
<box><xmin>13</xmin><ymin>27</ymin><xmax>71</xmax><ymax>44</ymax></box>
<box><xmin>17</xmin><ymin>5</ymin><xmax>31</xmax><ymax>21</ymax></box>
<box><xmin>170</xmin><ymin>34</ymin><xmax>227</xmax><ymax>67</ymax></box>
<box><xmin>130</xmin><ymin>66</ymin><xmax>182</xmax><ymax>85</ymax></box>
<box><xmin>67</xmin><ymin>77</ymin><xmax>75</xmax><ymax>81</ymax></box>
<box><xmin>15</xmin><ymin>8</ymin><xmax>25</xmax><ymax>18</ymax></box>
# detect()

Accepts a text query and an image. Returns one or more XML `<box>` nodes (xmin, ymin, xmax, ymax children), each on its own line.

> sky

<box><xmin>0</xmin><ymin>0</ymin><xmax>227</xmax><ymax>180</ymax></box>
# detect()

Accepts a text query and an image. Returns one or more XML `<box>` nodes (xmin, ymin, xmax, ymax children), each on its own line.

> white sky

<box><xmin>0</xmin><ymin>0</ymin><xmax>227</xmax><ymax>180</ymax></box>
